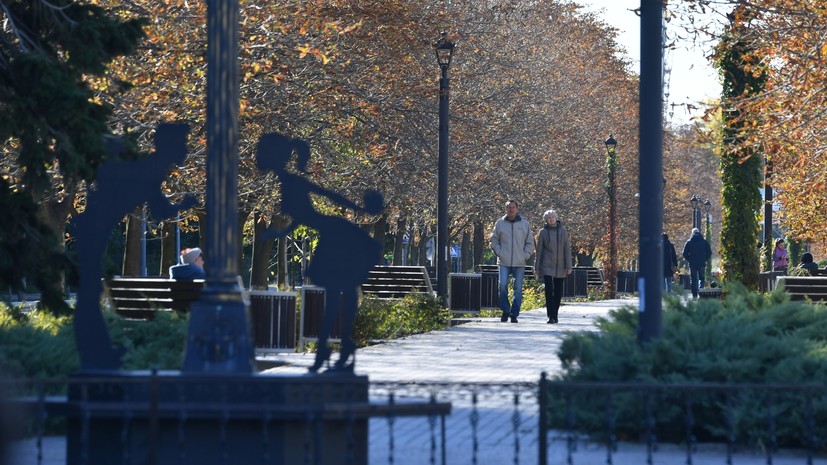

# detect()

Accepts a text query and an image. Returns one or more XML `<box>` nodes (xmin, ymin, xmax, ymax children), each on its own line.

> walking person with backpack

<box><xmin>682</xmin><ymin>227</ymin><xmax>712</xmax><ymax>299</ymax></box>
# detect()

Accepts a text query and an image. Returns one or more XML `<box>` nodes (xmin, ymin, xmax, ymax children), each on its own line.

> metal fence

<box><xmin>5</xmin><ymin>376</ymin><xmax>827</xmax><ymax>465</ymax></box>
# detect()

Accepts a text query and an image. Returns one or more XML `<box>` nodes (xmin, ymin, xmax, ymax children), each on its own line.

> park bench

<box><xmin>361</xmin><ymin>265</ymin><xmax>435</xmax><ymax>299</ymax></box>
<box><xmin>477</xmin><ymin>264</ymin><xmax>536</xmax><ymax>280</ymax></box>
<box><xmin>776</xmin><ymin>275</ymin><xmax>827</xmax><ymax>302</ymax></box>
<box><xmin>108</xmin><ymin>277</ymin><xmax>299</xmax><ymax>353</ymax></box>
<box><xmin>575</xmin><ymin>266</ymin><xmax>604</xmax><ymax>288</ymax></box>
<box><xmin>106</xmin><ymin>277</ymin><xmax>205</xmax><ymax>320</ymax></box>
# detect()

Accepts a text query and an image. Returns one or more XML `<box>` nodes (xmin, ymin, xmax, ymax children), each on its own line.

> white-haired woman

<box><xmin>534</xmin><ymin>210</ymin><xmax>572</xmax><ymax>324</ymax></box>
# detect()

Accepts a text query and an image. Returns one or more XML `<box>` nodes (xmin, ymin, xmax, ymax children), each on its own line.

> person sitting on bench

<box><xmin>797</xmin><ymin>252</ymin><xmax>819</xmax><ymax>275</ymax></box>
<box><xmin>169</xmin><ymin>247</ymin><xmax>206</xmax><ymax>280</ymax></box>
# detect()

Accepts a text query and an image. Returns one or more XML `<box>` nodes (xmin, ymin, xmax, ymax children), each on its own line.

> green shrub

<box><xmin>550</xmin><ymin>283</ymin><xmax>827</xmax><ymax>447</ymax></box>
<box><xmin>521</xmin><ymin>279</ymin><xmax>545</xmax><ymax>310</ymax></box>
<box><xmin>0</xmin><ymin>303</ymin><xmax>189</xmax><ymax>380</ymax></box>
<box><xmin>0</xmin><ymin>305</ymin><xmax>78</xmax><ymax>380</ymax></box>
<box><xmin>353</xmin><ymin>293</ymin><xmax>451</xmax><ymax>346</ymax></box>
<box><xmin>108</xmin><ymin>310</ymin><xmax>189</xmax><ymax>370</ymax></box>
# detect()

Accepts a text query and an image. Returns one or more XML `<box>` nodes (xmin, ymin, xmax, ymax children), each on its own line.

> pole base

<box><xmin>182</xmin><ymin>285</ymin><xmax>254</xmax><ymax>374</ymax></box>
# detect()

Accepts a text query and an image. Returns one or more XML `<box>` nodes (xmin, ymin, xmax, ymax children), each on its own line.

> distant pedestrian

<box><xmin>797</xmin><ymin>252</ymin><xmax>819</xmax><ymax>275</ymax></box>
<box><xmin>534</xmin><ymin>210</ymin><xmax>572</xmax><ymax>324</ymax></box>
<box><xmin>772</xmin><ymin>239</ymin><xmax>789</xmax><ymax>273</ymax></box>
<box><xmin>662</xmin><ymin>233</ymin><xmax>678</xmax><ymax>292</ymax></box>
<box><xmin>490</xmin><ymin>200</ymin><xmax>535</xmax><ymax>323</ymax></box>
<box><xmin>682</xmin><ymin>228</ymin><xmax>712</xmax><ymax>299</ymax></box>
<box><xmin>169</xmin><ymin>247</ymin><xmax>206</xmax><ymax>280</ymax></box>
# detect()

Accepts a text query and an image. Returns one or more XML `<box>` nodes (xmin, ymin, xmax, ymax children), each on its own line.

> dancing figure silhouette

<box><xmin>256</xmin><ymin>133</ymin><xmax>383</xmax><ymax>373</ymax></box>
<box><xmin>74</xmin><ymin>124</ymin><xmax>197</xmax><ymax>371</ymax></box>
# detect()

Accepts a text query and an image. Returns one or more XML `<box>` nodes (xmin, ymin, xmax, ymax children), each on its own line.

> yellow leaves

<box><xmin>367</xmin><ymin>143</ymin><xmax>389</xmax><ymax>158</ymax></box>
<box><xmin>296</xmin><ymin>44</ymin><xmax>332</xmax><ymax>64</ymax></box>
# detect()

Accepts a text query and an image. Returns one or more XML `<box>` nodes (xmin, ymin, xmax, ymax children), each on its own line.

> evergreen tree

<box><xmin>715</xmin><ymin>4</ymin><xmax>765</xmax><ymax>289</ymax></box>
<box><xmin>0</xmin><ymin>1</ymin><xmax>146</xmax><ymax>313</ymax></box>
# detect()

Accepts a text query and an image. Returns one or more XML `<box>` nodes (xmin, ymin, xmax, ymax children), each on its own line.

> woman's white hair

<box><xmin>543</xmin><ymin>209</ymin><xmax>558</xmax><ymax>222</ymax></box>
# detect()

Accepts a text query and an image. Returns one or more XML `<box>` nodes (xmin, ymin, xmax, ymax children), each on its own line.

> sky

<box><xmin>576</xmin><ymin>0</ymin><xmax>721</xmax><ymax>126</ymax></box>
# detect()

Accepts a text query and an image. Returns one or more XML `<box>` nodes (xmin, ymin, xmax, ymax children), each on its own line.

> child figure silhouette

<box><xmin>256</xmin><ymin>133</ymin><xmax>383</xmax><ymax>373</ymax></box>
<box><xmin>74</xmin><ymin>124</ymin><xmax>197</xmax><ymax>371</ymax></box>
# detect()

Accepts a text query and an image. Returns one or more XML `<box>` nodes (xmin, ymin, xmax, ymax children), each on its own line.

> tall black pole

<box><xmin>437</xmin><ymin>63</ymin><xmax>450</xmax><ymax>306</ymax></box>
<box><xmin>764</xmin><ymin>159</ymin><xmax>773</xmax><ymax>258</ymax></box>
<box><xmin>182</xmin><ymin>0</ymin><xmax>253</xmax><ymax>373</ymax></box>
<box><xmin>605</xmin><ymin>138</ymin><xmax>618</xmax><ymax>300</ymax></box>
<box><xmin>638</xmin><ymin>0</ymin><xmax>664</xmax><ymax>344</ymax></box>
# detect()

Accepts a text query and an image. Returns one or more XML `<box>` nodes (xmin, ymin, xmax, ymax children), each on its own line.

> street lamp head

<box><xmin>690</xmin><ymin>194</ymin><xmax>700</xmax><ymax>210</ymax></box>
<box><xmin>604</xmin><ymin>134</ymin><xmax>617</xmax><ymax>153</ymax></box>
<box><xmin>703</xmin><ymin>199</ymin><xmax>711</xmax><ymax>214</ymax></box>
<box><xmin>434</xmin><ymin>32</ymin><xmax>455</xmax><ymax>69</ymax></box>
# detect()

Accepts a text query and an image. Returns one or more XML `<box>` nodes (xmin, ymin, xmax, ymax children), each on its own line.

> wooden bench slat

<box><xmin>361</xmin><ymin>265</ymin><xmax>433</xmax><ymax>298</ymax></box>
<box><xmin>776</xmin><ymin>276</ymin><xmax>827</xmax><ymax>302</ymax></box>
<box><xmin>105</xmin><ymin>277</ymin><xmax>205</xmax><ymax>320</ymax></box>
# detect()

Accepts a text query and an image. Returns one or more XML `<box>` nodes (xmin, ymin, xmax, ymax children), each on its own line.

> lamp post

<box><xmin>604</xmin><ymin>134</ymin><xmax>618</xmax><ymax>299</ymax></box>
<box><xmin>690</xmin><ymin>194</ymin><xmax>701</xmax><ymax>229</ymax></box>
<box><xmin>764</xmin><ymin>158</ymin><xmax>773</xmax><ymax>267</ymax></box>
<box><xmin>434</xmin><ymin>33</ymin><xmax>454</xmax><ymax>306</ymax></box>
<box><xmin>704</xmin><ymin>199</ymin><xmax>712</xmax><ymax>284</ymax></box>
<box><xmin>703</xmin><ymin>199</ymin><xmax>712</xmax><ymax>231</ymax></box>
<box><xmin>182</xmin><ymin>0</ymin><xmax>254</xmax><ymax>373</ymax></box>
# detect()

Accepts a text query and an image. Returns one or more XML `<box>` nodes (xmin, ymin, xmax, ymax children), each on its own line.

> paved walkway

<box><xmin>261</xmin><ymin>299</ymin><xmax>632</xmax><ymax>382</ymax></box>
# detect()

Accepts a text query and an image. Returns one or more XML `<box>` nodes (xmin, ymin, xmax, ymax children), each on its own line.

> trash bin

<box><xmin>299</xmin><ymin>286</ymin><xmax>344</xmax><ymax>350</ymax></box>
<box><xmin>449</xmin><ymin>273</ymin><xmax>481</xmax><ymax>313</ymax></box>
<box><xmin>248</xmin><ymin>290</ymin><xmax>297</xmax><ymax>352</ymax></box>
<box><xmin>480</xmin><ymin>271</ymin><xmax>499</xmax><ymax>309</ymax></box>
<box><xmin>616</xmin><ymin>271</ymin><xmax>638</xmax><ymax>293</ymax></box>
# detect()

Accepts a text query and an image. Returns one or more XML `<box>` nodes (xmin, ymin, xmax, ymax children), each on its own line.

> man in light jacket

<box><xmin>490</xmin><ymin>200</ymin><xmax>535</xmax><ymax>323</ymax></box>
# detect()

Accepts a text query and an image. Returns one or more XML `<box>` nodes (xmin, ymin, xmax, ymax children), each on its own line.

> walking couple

<box><xmin>489</xmin><ymin>200</ymin><xmax>572</xmax><ymax>324</ymax></box>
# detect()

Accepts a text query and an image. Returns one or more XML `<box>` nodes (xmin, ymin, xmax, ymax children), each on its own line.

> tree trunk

<box><xmin>473</xmin><ymin>221</ymin><xmax>485</xmax><ymax>270</ymax></box>
<box><xmin>373</xmin><ymin>214</ymin><xmax>387</xmax><ymax>262</ymax></box>
<box><xmin>274</xmin><ymin>215</ymin><xmax>289</xmax><ymax>287</ymax></box>
<box><xmin>418</xmin><ymin>227</ymin><xmax>429</xmax><ymax>267</ymax></box>
<box><xmin>196</xmin><ymin>210</ymin><xmax>207</xmax><ymax>251</ymax></box>
<box><xmin>159</xmin><ymin>220</ymin><xmax>178</xmax><ymax>277</ymax></box>
<box><xmin>250</xmin><ymin>211</ymin><xmax>276</xmax><ymax>289</ymax></box>
<box><xmin>238</xmin><ymin>210</ymin><xmax>248</xmax><ymax>280</ymax></box>
<box><xmin>393</xmin><ymin>217</ymin><xmax>406</xmax><ymax>266</ymax></box>
<box><xmin>122</xmin><ymin>206</ymin><xmax>143</xmax><ymax>276</ymax></box>
<box><xmin>461</xmin><ymin>229</ymin><xmax>471</xmax><ymax>273</ymax></box>
<box><xmin>408</xmin><ymin>227</ymin><xmax>419</xmax><ymax>266</ymax></box>
<box><xmin>37</xmin><ymin>193</ymin><xmax>76</xmax><ymax>291</ymax></box>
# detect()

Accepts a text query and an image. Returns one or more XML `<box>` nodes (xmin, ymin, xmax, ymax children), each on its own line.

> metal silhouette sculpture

<box><xmin>73</xmin><ymin>123</ymin><xmax>197</xmax><ymax>371</ymax></box>
<box><xmin>256</xmin><ymin>133</ymin><xmax>383</xmax><ymax>374</ymax></box>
